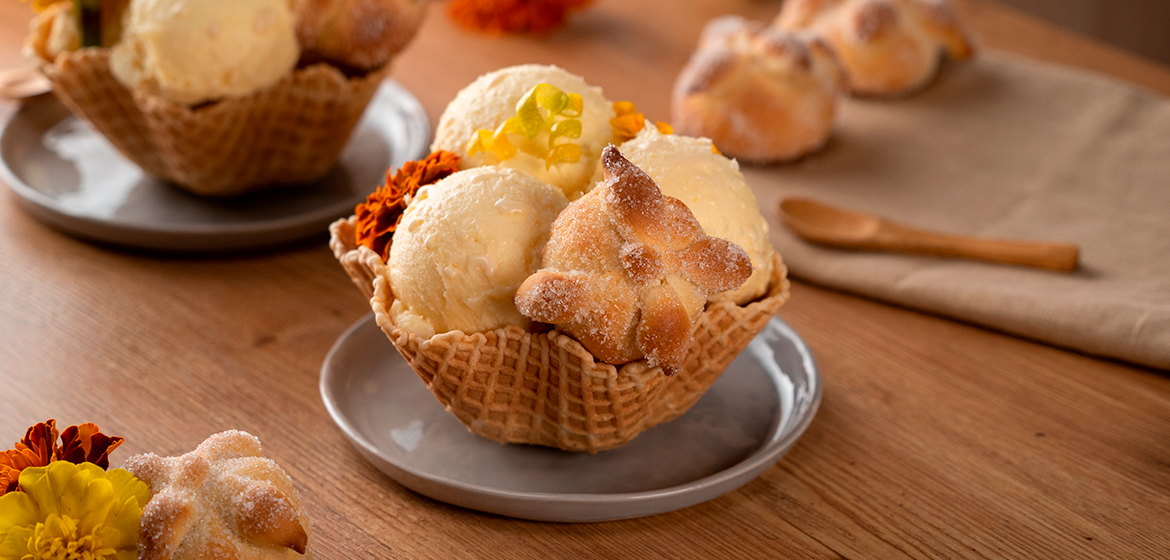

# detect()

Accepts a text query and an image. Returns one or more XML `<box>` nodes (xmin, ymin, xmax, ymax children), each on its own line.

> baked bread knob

<box><xmin>125</xmin><ymin>430</ymin><xmax>311</xmax><ymax>560</ymax></box>
<box><xmin>515</xmin><ymin>146</ymin><xmax>752</xmax><ymax>373</ymax></box>
<box><xmin>673</xmin><ymin>15</ymin><xmax>847</xmax><ymax>162</ymax></box>
<box><xmin>775</xmin><ymin>0</ymin><xmax>974</xmax><ymax>96</ymax></box>
<box><xmin>296</xmin><ymin>0</ymin><xmax>429</xmax><ymax>71</ymax></box>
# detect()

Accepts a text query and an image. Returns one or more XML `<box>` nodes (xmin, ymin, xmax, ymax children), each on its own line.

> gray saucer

<box><xmin>320</xmin><ymin>314</ymin><xmax>821</xmax><ymax>522</ymax></box>
<box><xmin>0</xmin><ymin>80</ymin><xmax>429</xmax><ymax>253</ymax></box>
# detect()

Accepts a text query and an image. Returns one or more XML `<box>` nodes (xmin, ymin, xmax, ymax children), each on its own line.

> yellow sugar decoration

<box><xmin>467</xmin><ymin>83</ymin><xmax>585</xmax><ymax>169</ymax></box>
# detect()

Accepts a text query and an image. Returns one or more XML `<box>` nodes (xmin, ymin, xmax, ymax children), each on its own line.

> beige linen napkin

<box><xmin>743</xmin><ymin>51</ymin><xmax>1170</xmax><ymax>370</ymax></box>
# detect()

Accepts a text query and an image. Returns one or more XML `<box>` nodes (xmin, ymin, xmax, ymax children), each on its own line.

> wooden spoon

<box><xmin>0</xmin><ymin>67</ymin><xmax>52</xmax><ymax>100</ymax></box>
<box><xmin>778</xmin><ymin>197</ymin><xmax>1080</xmax><ymax>271</ymax></box>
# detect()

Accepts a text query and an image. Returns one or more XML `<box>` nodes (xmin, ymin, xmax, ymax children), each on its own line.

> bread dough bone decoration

<box><xmin>515</xmin><ymin>147</ymin><xmax>753</xmax><ymax>373</ymax></box>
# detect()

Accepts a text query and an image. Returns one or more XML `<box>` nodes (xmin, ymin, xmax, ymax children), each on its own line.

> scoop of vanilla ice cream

<box><xmin>430</xmin><ymin>64</ymin><xmax>617</xmax><ymax>199</ymax></box>
<box><xmin>388</xmin><ymin>167</ymin><xmax>570</xmax><ymax>338</ymax></box>
<box><xmin>110</xmin><ymin>0</ymin><xmax>299</xmax><ymax>105</ymax></box>
<box><xmin>619</xmin><ymin>128</ymin><xmax>775</xmax><ymax>304</ymax></box>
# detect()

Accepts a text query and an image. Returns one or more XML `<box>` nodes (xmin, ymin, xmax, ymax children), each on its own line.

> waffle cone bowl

<box><xmin>24</xmin><ymin>15</ymin><xmax>388</xmax><ymax>197</ymax></box>
<box><xmin>329</xmin><ymin>216</ymin><xmax>791</xmax><ymax>453</ymax></box>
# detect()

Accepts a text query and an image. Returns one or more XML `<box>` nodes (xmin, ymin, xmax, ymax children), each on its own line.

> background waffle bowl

<box><xmin>329</xmin><ymin>216</ymin><xmax>791</xmax><ymax>452</ymax></box>
<box><xmin>24</xmin><ymin>16</ymin><xmax>387</xmax><ymax>197</ymax></box>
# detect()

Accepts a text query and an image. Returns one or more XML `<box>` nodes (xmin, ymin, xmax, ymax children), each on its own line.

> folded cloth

<box><xmin>745</xmin><ymin>51</ymin><xmax>1170</xmax><ymax>370</ymax></box>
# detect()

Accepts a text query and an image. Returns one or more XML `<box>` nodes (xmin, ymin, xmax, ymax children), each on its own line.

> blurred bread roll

<box><xmin>672</xmin><ymin>15</ymin><xmax>846</xmax><ymax>162</ymax></box>
<box><xmin>775</xmin><ymin>0</ymin><xmax>974</xmax><ymax>96</ymax></box>
<box><xmin>296</xmin><ymin>0</ymin><xmax>429</xmax><ymax>71</ymax></box>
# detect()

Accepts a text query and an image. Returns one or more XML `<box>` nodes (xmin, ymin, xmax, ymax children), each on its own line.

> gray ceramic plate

<box><xmin>0</xmin><ymin>80</ymin><xmax>429</xmax><ymax>253</ymax></box>
<box><xmin>320</xmin><ymin>314</ymin><xmax>821</xmax><ymax>522</ymax></box>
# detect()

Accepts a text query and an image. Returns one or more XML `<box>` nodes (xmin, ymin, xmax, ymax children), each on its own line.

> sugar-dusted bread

<box><xmin>514</xmin><ymin>146</ymin><xmax>752</xmax><ymax>373</ymax></box>
<box><xmin>124</xmin><ymin>430</ymin><xmax>311</xmax><ymax>560</ymax></box>
<box><xmin>775</xmin><ymin>0</ymin><xmax>974</xmax><ymax>96</ymax></box>
<box><xmin>296</xmin><ymin>0</ymin><xmax>428</xmax><ymax>70</ymax></box>
<box><xmin>672</xmin><ymin>15</ymin><xmax>847</xmax><ymax>162</ymax></box>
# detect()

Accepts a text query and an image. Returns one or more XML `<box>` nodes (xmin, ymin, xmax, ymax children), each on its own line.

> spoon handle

<box><xmin>877</xmin><ymin>223</ymin><xmax>1080</xmax><ymax>271</ymax></box>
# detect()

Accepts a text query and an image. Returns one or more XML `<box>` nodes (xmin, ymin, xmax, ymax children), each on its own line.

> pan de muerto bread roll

<box><xmin>775</xmin><ymin>0</ymin><xmax>974</xmax><ymax>96</ymax></box>
<box><xmin>672</xmin><ymin>15</ymin><xmax>847</xmax><ymax>162</ymax></box>
<box><xmin>296</xmin><ymin>0</ymin><xmax>428</xmax><ymax>70</ymax></box>
<box><xmin>514</xmin><ymin>146</ymin><xmax>752</xmax><ymax>373</ymax></box>
<box><xmin>125</xmin><ymin>430</ymin><xmax>312</xmax><ymax>560</ymax></box>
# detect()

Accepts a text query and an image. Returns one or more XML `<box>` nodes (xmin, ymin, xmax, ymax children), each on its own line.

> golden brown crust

<box><xmin>671</xmin><ymin>16</ymin><xmax>846</xmax><ymax>162</ymax></box>
<box><xmin>775</xmin><ymin>0</ymin><xmax>975</xmax><ymax>96</ymax></box>
<box><xmin>296</xmin><ymin>0</ymin><xmax>429</xmax><ymax>71</ymax></box>
<box><xmin>514</xmin><ymin>147</ymin><xmax>752</xmax><ymax>372</ymax></box>
<box><xmin>125</xmin><ymin>431</ymin><xmax>311</xmax><ymax>560</ymax></box>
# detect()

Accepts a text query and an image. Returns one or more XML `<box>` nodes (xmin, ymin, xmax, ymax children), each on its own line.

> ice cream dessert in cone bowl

<box><xmin>330</xmin><ymin>65</ymin><xmax>790</xmax><ymax>453</ymax></box>
<box><xmin>21</xmin><ymin>0</ymin><xmax>428</xmax><ymax>196</ymax></box>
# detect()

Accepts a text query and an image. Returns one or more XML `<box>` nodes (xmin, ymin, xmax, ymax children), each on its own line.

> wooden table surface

<box><xmin>2</xmin><ymin>1</ymin><xmax>1168</xmax><ymax>558</ymax></box>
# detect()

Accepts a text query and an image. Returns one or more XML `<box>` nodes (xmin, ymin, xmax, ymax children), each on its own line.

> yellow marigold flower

<box><xmin>0</xmin><ymin>461</ymin><xmax>149</xmax><ymax>560</ymax></box>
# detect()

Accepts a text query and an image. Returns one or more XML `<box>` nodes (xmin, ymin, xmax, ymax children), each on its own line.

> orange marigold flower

<box><xmin>0</xmin><ymin>465</ymin><xmax>17</xmax><ymax>495</ymax></box>
<box><xmin>448</xmin><ymin>0</ymin><xmax>596</xmax><ymax>35</ymax></box>
<box><xmin>611</xmin><ymin>100</ymin><xmax>673</xmax><ymax>142</ymax></box>
<box><xmin>0</xmin><ymin>419</ymin><xmax>123</xmax><ymax>496</ymax></box>
<box><xmin>355</xmin><ymin>151</ymin><xmax>462</xmax><ymax>261</ymax></box>
<box><xmin>1</xmin><ymin>420</ymin><xmax>58</xmax><ymax>494</ymax></box>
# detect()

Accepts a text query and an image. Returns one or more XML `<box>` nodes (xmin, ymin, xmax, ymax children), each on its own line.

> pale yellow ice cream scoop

<box><xmin>619</xmin><ymin>128</ymin><xmax>776</xmax><ymax>304</ymax></box>
<box><xmin>110</xmin><ymin>0</ymin><xmax>299</xmax><ymax>105</ymax></box>
<box><xmin>387</xmin><ymin>167</ymin><xmax>570</xmax><ymax>338</ymax></box>
<box><xmin>430</xmin><ymin>64</ymin><xmax>617</xmax><ymax>200</ymax></box>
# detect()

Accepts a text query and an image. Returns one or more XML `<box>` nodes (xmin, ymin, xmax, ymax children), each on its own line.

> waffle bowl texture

<box><xmin>24</xmin><ymin>17</ymin><xmax>388</xmax><ymax>197</ymax></box>
<box><xmin>329</xmin><ymin>216</ymin><xmax>791</xmax><ymax>452</ymax></box>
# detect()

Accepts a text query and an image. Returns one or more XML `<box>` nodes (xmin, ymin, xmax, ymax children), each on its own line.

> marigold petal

<box><xmin>0</xmin><ymin>464</ymin><xmax>20</xmax><ymax>496</ymax></box>
<box><xmin>0</xmin><ymin>490</ymin><xmax>40</xmax><ymax>537</ymax></box>
<box><xmin>104</xmin><ymin>468</ymin><xmax>150</xmax><ymax>550</ymax></box>
<box><xmin>58</xmin><ymin>423</ymin><xmax>124</xmax><ymax>469</ymax></box>
<box><xmin>17</xmin><ymin>420</ymin><xmax>57</xmax><ymax>467</ymax></box>
<box><xmin>0</xmin><ymin>522</ymin><xmax>34</xmax><ymax>558</ymax></box>
<box><xmin>355</xmin><ymin>151</ymin><xmax>462</xmax><ymax>261</ymax></box>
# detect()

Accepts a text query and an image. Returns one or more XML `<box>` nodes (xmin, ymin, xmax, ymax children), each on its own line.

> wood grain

<box><xmin>1</xmin><ymin>1</ymin><xmax>1168</xmax><ymax>559</ymax></box>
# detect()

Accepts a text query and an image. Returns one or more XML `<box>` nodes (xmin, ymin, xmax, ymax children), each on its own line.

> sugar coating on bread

<box><xmin>776</xmin><ymin>0</ymin><xmax>974</xmax><ymax>96</ymax></box>
<box><xmin>124</xmin><ymin>430</ymin><xmax>311</xmax><ymax>560</ymax></box>
<box><xmin>618</xmin><ymin>128</ymin><xmax>775</xmax><ymax>304</ymax></box>
<box><xmin>673</xmin><ymin>15</ymin><xmax>846</xmax><ymax>162</ymax></box>
<box><xmin>515</xmin><ymin>146</ymin><xmax>752</xmax><ymax>373</ymax></box>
